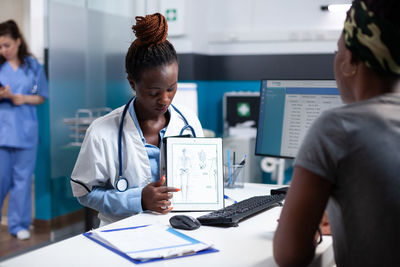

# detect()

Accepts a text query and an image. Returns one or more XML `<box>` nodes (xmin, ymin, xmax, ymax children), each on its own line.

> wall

<box><xmin>157</xmin><ymin>0</ymin><xmax>351</xmax><ymax>55</ymax></box>
<box><xmin>34</xmin><ymin>0</ymin><xmax>349</xmax><ymax>219</ymax></box>
<box><xmin>0</xmin><ymin>0</ymin><xmax>30</xmax><ymax>44</ymax></box>
<box><xmin>145</xmin><ymin>0</ymin><xmax>347</xmax><ymax>136</ymax></box>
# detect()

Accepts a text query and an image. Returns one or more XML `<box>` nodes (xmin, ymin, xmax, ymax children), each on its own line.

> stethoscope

<box><xmin>24</xmin><ymin>60</ymin><xmax>39</xmax><ymax>94</ymax></box>
<box><xmin>115</xmin><ymin>97</ymin><xmax>197</xmax><ymax>192</ymax></box>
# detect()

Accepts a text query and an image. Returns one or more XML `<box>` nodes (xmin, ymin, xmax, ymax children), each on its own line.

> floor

<box><xmin>0</xmin><ymin>181</ymin><xmax>51</xmax><ymax>261</ymax></box>
<box><xmin>1</xmin><ymin>201</ymin><xmax>95</xmax><ymax>262</ymax></box>
<box><xmin>0</xmin><ymin>177</ymin><xmax>99</xmax><ymax>262</ymax></box>
<box><xmin>0</xmin><ymin>224</ymin><xmax>51</xmax><ymax>260</ymax></box>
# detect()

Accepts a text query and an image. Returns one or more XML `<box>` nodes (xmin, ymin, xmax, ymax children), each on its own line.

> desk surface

<box><xmin>1</xmin><ymin>183</ymin><xmax>334</xmax><ymax>267</ymax></box>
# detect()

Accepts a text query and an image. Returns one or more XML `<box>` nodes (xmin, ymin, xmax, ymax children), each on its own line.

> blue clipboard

<box><xmin>83</xmin><ymin>225</ymin><xmax>218</xmax><ymax>264</ymax></box>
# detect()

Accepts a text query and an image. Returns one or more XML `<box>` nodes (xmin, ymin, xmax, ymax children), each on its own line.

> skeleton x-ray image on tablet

<box><xmin>164</xmin><ymin>137</ymin><xmax>224</xmax><ymax>211</ymax></box>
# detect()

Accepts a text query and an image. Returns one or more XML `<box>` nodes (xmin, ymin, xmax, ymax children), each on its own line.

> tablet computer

<box><xmin>164</xmin><ymin>137</ymin><xmax>224</xmax><ymax>211</ymax></box>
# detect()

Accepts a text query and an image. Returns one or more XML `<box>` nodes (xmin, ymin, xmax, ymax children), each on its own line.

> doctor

<box><xmin>0</xmin><ymin>20</ymin><xmax>48</xmax><ymax>240</ymax></box>
<box><xmin>70</xmin><ymin>13</ymin><xmax>204</xmax><ymax>226</ymax></box>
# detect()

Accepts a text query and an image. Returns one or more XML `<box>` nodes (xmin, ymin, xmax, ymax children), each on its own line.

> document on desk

<box><xmin>83</xmin><ymin>224</ymin><xmax>217</xmax><ymax>264</ymax></box>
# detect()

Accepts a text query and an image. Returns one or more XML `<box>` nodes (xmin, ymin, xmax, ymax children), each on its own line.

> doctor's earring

<box><xmin>341</xmin><ymin>61</ymin><xmax>357</xmax><ymax>77</ymax></box>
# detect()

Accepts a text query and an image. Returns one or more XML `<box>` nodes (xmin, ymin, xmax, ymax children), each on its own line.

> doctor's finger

<box><xmin>153</xmin><ymin>191</ymin><xmax>172</xmax><ymax>201</ymax></box>
<box><xmin>160</xmin><ymin>206</ymin><xmax>173</xmax><ymax>214</ymax></box>
<box><xmin>152</xmin><ymin>175</ymin><xmax>166</xmax><ymax>187</ymax></box>
<box><xmin>157</xmin><ymin>200</ymin><xmax>171</xmax><ymax>207</ymax></box>
<box><xmin>155</xmin><ymin>201</ymin><xmax>172</xmax><ymax>213</ymax></box>
<box><xmin>3</xmin><ymin>86</ymin><xmax>11</xmax><ymax>95</ymax></box>
<box><xmin>146</xmin><ymin>176</ymin><xmax>165</xmax><ymax>188</ymax></box>
<box><xmin>0</xmin><ymin>86</ymin><xmax>11</xmax><ymax>97</ymax></box>
<box><xmin>160</xmin><ymin>186</ymin><xmax>180</xmax><ymax>193</ymax></box>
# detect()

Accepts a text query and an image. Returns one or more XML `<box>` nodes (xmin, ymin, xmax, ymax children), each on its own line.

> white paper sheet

<box><xmin>89</xmin><ymin>224</ymin><xmax>213</xmax><ymax>261</ymax></box>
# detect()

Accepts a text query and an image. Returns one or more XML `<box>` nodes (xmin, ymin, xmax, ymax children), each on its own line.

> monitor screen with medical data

<box><xmin>255</xmin><ymin>80</ymin><xmax>343</xmax><ymax>158</ymax></box>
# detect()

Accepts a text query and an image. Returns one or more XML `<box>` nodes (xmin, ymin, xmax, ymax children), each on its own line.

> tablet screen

<box><xmin>164</xmin><ymin>137</ymin><xmax>224</xmax><ymax>211</ymax></box>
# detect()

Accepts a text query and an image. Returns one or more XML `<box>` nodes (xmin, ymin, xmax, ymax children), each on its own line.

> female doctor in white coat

<box><xmin>70</xmin><ymin>13</ymin><xmax>204</xmax><ymax>226</ymax></box>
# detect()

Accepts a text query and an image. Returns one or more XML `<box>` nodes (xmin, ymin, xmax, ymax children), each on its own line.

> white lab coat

<box><xmin>70</xmin><ymin>103</ymin><xmax>204</xmax><ymax>201</ymax></box>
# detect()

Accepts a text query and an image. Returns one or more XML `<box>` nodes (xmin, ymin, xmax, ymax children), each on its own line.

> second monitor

<box><xmin>256</xmin><ymin>80</ymin><xmax>343</xmax><ymax>159</ymax></box>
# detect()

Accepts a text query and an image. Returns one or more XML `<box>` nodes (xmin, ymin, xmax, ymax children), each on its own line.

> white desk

<box><xmin>1</xmin><ymin>183</ymin><xmax>334</xmax><ymax>267</ymax></box>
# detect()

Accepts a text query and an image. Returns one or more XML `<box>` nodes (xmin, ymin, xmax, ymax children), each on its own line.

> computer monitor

<box><xmin>255</xmin><ymin>80</ymin><xmax>343</xmax><ymax>159</ymax></box>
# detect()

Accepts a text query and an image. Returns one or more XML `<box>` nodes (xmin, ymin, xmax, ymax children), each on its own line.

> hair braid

<box><xmin>125</xmin><ymin>13</ymin><xmax>177</xmax><ymax>82</ymax></box>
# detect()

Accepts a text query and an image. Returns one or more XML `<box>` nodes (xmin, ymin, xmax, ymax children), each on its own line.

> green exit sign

<box><xmin>166</xmin><ymin>8</ymin><xmax>177</xmax><ymax>21</ymax></box>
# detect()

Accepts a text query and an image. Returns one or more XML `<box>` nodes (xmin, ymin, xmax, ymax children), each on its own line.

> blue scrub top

<box><xmin>0</xmin><ymin>56</ymin><xmax>49</xmax><ymax>148</ymax></box>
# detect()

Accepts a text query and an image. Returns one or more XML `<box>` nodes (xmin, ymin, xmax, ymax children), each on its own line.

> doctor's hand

<box><xmin>141</xmin><ymin>175</ymin><xmax>180</xmax><ymax>214</ymax></box>
<box><xmin>11</xmin><ymin>94</ymin><xmax>26</xmax><ymax>106</ymax></box>
<box><xmin>0</xmin><ymin>85</ymin><xmax>12</xmax><ymax>100</ymax></box>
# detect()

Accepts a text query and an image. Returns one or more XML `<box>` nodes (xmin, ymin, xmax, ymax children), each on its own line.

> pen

<box><xmin>227</xmin><ymin>149</ymin><xmax>232</xmax><ymax>186</ymax></box>
<box><xmin>238</xmin><ymin>154</ymin><xmax>246</xmax><ymax>166</ymax></box>
<box><xmin>231</xmin><ymin>154</ymin><xmax>246</xmax><ymax>183</ymax></box>
<box><xmin>224</xmin><ymin>194</ymin><xmax>237</xmax><ymax>204</ymax></box>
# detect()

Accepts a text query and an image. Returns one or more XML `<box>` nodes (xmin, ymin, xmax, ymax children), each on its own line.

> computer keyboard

<box><xmin>197</xmin><ymin>194</ymin><xmax>285</xmax><ymax>227</ymax></box>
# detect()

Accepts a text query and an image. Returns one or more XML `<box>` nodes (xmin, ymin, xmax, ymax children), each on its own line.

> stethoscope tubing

<box><xmin>116</xmin><ymin>98</ymin><xmax>196</xmax><ymax>192</ymax></box>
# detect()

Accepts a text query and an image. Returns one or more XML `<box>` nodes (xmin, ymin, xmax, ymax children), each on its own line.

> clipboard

<box><xmin>83</xmin><ymin>224</ymin><xmax>218</xmax><ymax>264</ymax></box>
<box><xmin>164</xmin><ymin>137</ymin><xmax>224</xmax><ymax>211</ymax></box>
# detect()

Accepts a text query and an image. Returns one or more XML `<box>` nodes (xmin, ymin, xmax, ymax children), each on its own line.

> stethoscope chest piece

<box><xmin>115</xmin><ymin>177</ymin><xmax>128</xmax><ymax>192</ymax></box>
<box><xmin>31</xmin><ymin>84</ymin><xmax>38</xmax><ymax>94</ymax></box>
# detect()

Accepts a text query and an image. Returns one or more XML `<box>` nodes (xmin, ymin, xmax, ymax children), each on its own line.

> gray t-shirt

<box><xmin>295</xmin><ymin>92</ymin><xmax>400</xmax><ymax>267</ymax></box>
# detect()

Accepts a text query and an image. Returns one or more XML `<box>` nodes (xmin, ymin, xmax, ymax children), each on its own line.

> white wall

<box><xmin>0</xmin><ymin>0</ymin><xmax>30</xmax><ymax>35</ymax></box>
<box><xmin>0</xmin><ymin>0</ymin><xmax>30</xmax><ymax>48</ymax></box>
<box><xmin>30</xmin><ymin>0</ymin><xmax>45</xmax><ymax>63</ymax></box>
<box><xmin>1</xmin><ymin>0</ymin><xmax>350</xmax><ymax>59</ymax></box>
<box><xmin>143</xmin><ymin>0</ymin><xmax>351</xmax><ymax>55</ymax></box>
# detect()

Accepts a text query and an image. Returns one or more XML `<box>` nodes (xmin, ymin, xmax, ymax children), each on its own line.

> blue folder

<box><xmin>83</xmin><ymin>225</ymin><xmax>218</xmax><ymax>264</ymax></box>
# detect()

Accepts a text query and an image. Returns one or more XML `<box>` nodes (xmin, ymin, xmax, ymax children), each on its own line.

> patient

<box><xmin>273</xmin><ymin>0</ymin><xmax>400</xmax><ymax>266</ymax></box>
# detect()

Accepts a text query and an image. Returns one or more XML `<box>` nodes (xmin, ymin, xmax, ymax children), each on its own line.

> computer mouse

<box><xmin>169</xmin><ymin>215</ymin><xmax>201</xmax><ymax>230</ymax></box>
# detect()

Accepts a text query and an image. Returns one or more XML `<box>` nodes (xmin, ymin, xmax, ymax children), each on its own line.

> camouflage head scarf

<box><xmin>343</xmin><ymin>1</ymin><xmax>400</xmax><ymax>75</ymax></box>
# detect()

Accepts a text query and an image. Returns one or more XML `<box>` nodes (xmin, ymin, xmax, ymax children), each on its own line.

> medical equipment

<box><xmin>31</xmin><ymin>84</ymin><xmax>38</xmax><ymax>94</ymax></box>
<box><xmin>115</xmin><ymin>98</ymin><xmax>197</xmax><ymax>192</ymax></box>
<box><xmin>24</xmin><ymin>60</ymin><xmax>40</xmax><ymax>95</ymax></box>
<box><xmin>63</xmin><ymin>108</ymin><xmax>112</xmax><ymax>147</ymax></box>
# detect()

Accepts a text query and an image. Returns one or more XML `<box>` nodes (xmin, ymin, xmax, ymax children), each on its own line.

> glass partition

<box><xmin>36</xmin><ymin>0</ymin><xmax>134</xmax><ymax>220</ymax></box>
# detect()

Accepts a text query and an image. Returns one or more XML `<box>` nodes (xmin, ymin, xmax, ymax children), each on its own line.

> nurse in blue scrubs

<box><xmin>0</xmin><ymin>20</ymin><xmax>48</xmax><ymax>240</ymax></box>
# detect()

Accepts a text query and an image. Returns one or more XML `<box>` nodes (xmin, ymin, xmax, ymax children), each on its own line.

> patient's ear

<box><xmin>345</xmin><ymin>49</ymin><xmax>358</xmax><ymax>76</ymax></box>
<box><xmin>341</xmin><ymin>53</ymin><xmax>358</xmax><ymax>77</ymax></box>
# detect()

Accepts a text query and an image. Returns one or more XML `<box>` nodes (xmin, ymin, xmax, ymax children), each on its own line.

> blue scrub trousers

<box><xmin>0</xmin><ymin>146</ymin><xmax>37</xmax><ymax>235</ymax></box>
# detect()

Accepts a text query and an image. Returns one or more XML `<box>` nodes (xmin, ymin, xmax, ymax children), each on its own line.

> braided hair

<box><xmin>125</xmin><ymin>13</ymin><xmax>178</xmax><ymax>82</ymax></box>
<box><xmin>0</xmin><ymin>20</ymin><xmax>32</xmax><ymax>66</ymax></box>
